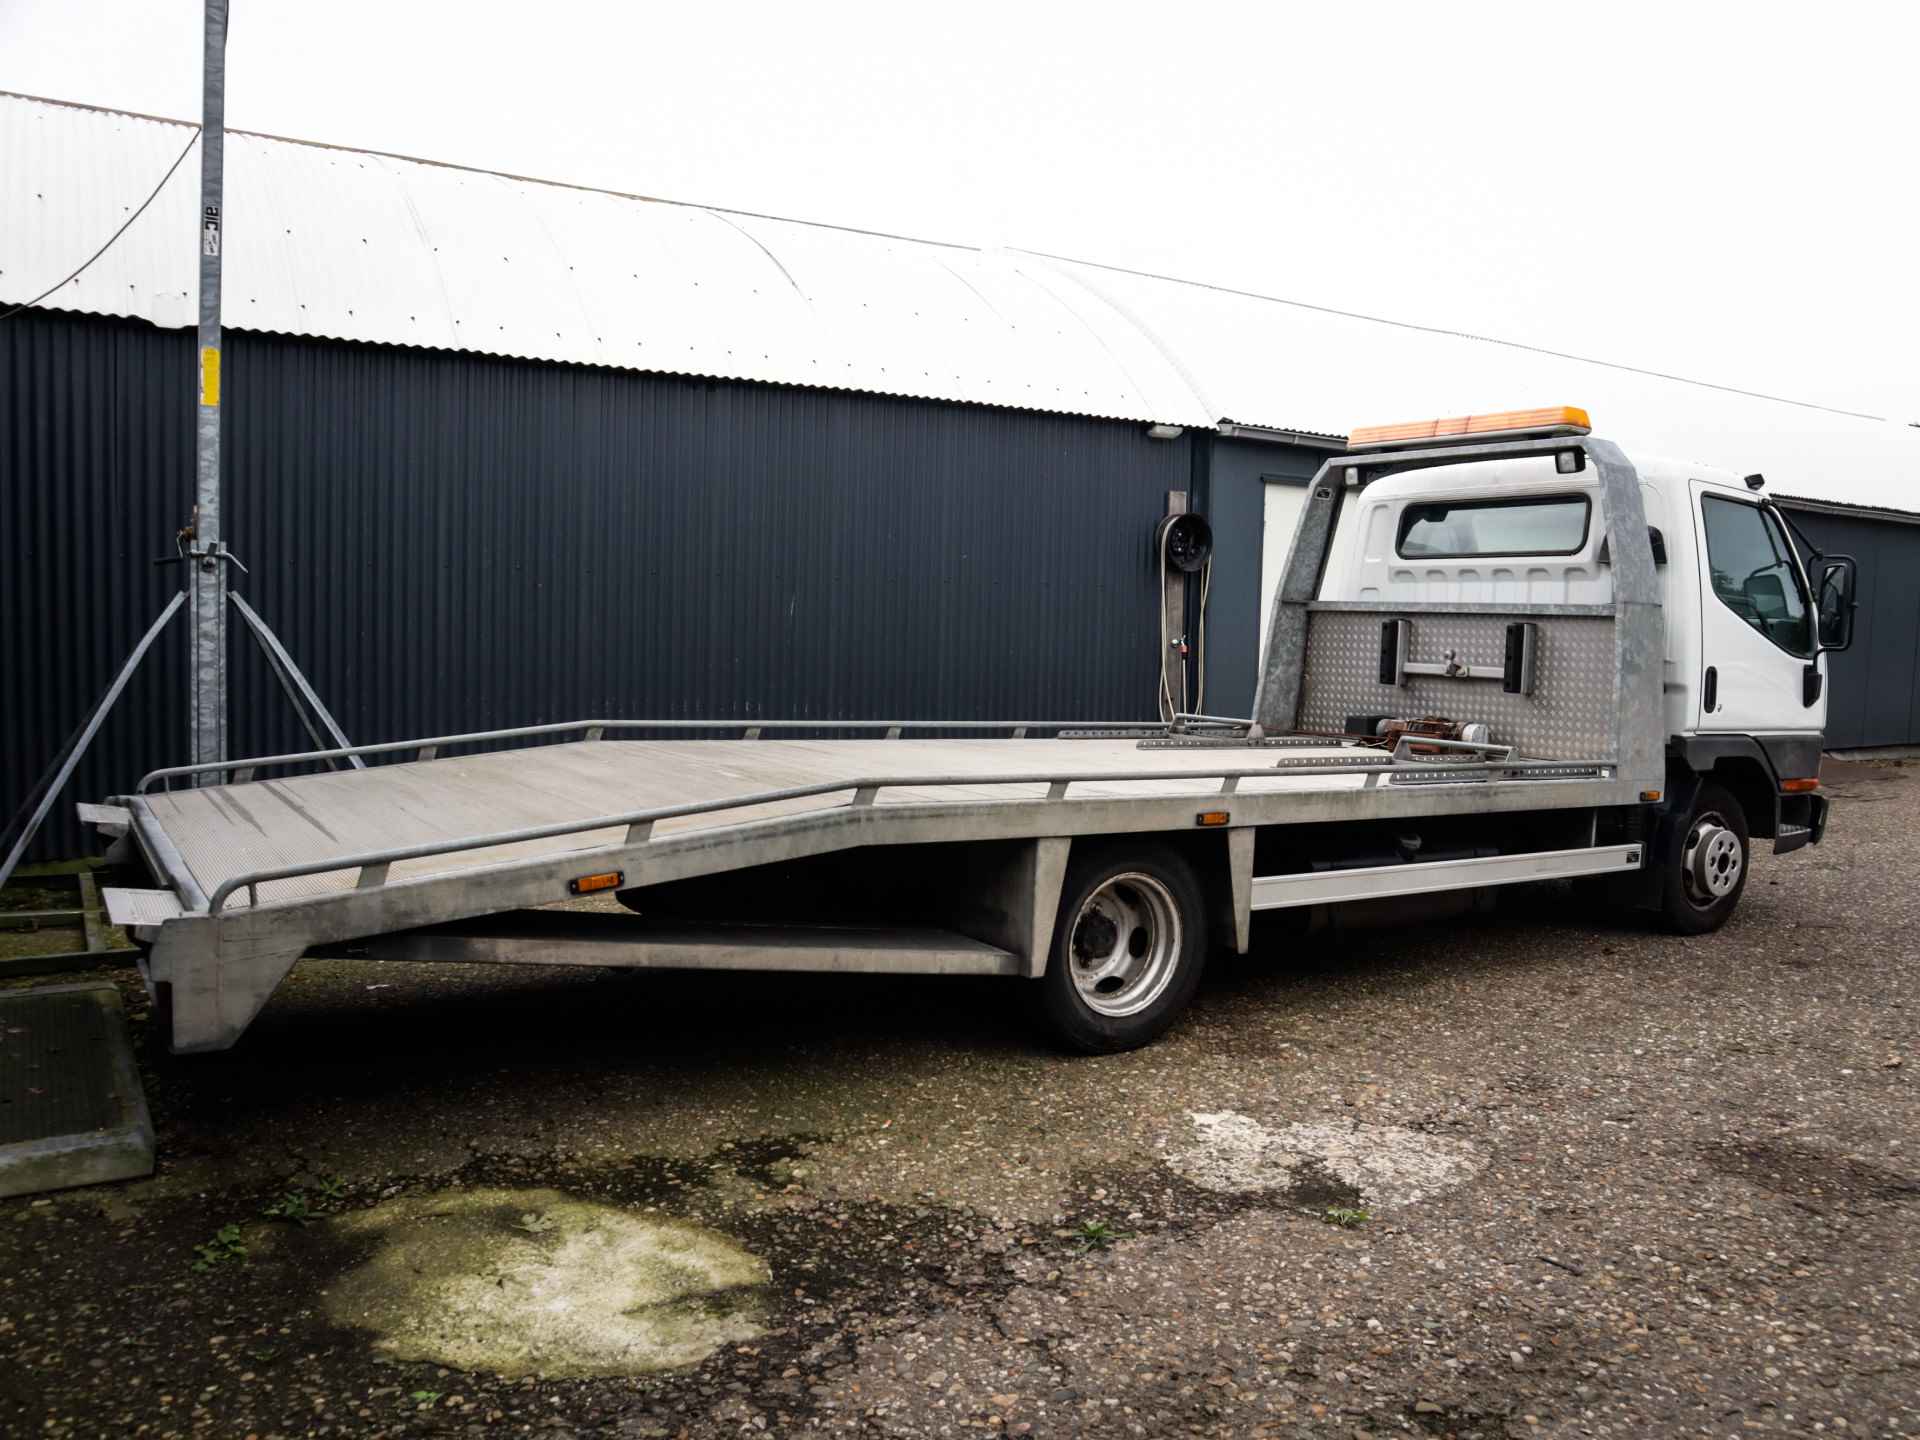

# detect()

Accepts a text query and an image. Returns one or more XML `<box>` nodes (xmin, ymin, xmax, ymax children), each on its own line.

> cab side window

<box><xmin>1701</xmin><ymin>495</ymin><xmax>1811</xmax><ymax>657</ymax></box>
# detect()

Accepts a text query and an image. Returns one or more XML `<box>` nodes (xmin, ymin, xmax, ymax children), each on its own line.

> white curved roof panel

<box><xmin>4</xmin><ymin>91</ymin><xmax>1915</xmax><ymax>510</ymax></box>
<box><xmin>0</xmin><ymin>92</ymin><xmax>1212</xmax><ymax>425</ymax></box>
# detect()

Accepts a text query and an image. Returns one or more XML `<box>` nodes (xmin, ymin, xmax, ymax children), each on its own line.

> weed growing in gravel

<box><xmin>261</xmin><ymin>1191</ymin><xmax>315</xmax><ymax>1225</ymax></box>
<box><xmin>1072</xmin><ymin>1219</ymin><xmax>1131</xmax><ymax>1253</ymax></box>
<box><xmin>410</xmin><ymin>1390</ymin><xmax>442</xmax><ymax>1406</ymax></box>
<box><xmin>514</xmin><ymin>1211</ymin><xmax>558</xmax><ymax>1235</ymax></box>
<box><xmin>1322</xmin><ymin>1206</ymin><xmax>1371</xmax><ymax>1229</ymax></box>
<box><xmin>262</xmin><ymin>1174</ymin><xmax>349</xmax><ymax>1225</ymax></box>
<box><xmin>190</xmin><ymin>1223</ymin><xmax>247</xmax><ymax>1270</ymax></box>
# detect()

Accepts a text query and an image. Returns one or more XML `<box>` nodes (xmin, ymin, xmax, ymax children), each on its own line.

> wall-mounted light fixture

<box><xmin>1146</xmin><ymin>424</ymin><xmax>1184</xmax><ymax>440</ymax></box>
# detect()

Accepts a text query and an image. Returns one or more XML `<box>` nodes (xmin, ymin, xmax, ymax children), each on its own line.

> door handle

<box><xmin>1703</xmin><ymin>665</ymin><xmax>1718</xmax><ymax>712</ymax></box>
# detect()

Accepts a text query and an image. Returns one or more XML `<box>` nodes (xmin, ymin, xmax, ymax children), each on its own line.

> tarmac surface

<box><xmin>2</xmin><ymin>758</ymin><xmax>1915</xmax><ymax>1437</ymax></box>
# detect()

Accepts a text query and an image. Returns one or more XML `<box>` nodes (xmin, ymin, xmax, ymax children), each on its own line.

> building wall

<box><xmin>2</xmin><ymin>311</ymin><xmax>1191</xmax><ymax>859</ymax></box>
<box><xmin>1193</xmin><ymin>436</ymin><xmax>1329</xmax><ymax>719</ymax></box>
<box><xmin>1778</xmin><ymin>503</ymin><xmax>1920</xmax><ymax>750</ymax></box>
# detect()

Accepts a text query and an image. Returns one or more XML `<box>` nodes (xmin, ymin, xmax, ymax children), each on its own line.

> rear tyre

<box><xmin>1658</xmin><ymin>781</ymin><xmax>1749</xmax><ymax>935</ymax></box>
<box><xmin>1037</xmin><ymin>843</ymin><xmax>1207</xmax><ymax>1053</ymax></box>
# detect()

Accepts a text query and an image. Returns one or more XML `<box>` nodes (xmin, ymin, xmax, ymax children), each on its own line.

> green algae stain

<box><xmin>323</xmin><ymin>1188</ymin><xmax>768</xmax><ymax>1377</ymax></box>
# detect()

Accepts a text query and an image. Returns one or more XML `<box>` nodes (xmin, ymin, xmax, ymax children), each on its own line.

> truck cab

<box><xmin>1297</xmin><ymin>407</ymin><xmax>1851</xmax><ymax>918</ymax></box>
<box><xmin>1323</xmin><ymin>450</ymin><xmax>1832</xmax><ymax>732</ymax></box>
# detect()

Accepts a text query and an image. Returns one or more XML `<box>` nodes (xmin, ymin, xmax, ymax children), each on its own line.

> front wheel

<box><xmin>1658</xmin><ymin>782</ymin><xmax>1750</xmax><ymax>934</ymax></box>
<box><xmin>1037</xmin><ymin>843</ymin><xmax>1207</xmax><ymax>1053</ymax></box>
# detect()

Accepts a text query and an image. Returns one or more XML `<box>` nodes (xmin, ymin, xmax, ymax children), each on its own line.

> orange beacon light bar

<box><xmin>1349</xmin><ymin>405</ymin><xmax>1592</xmax><ymax>450</ymax></box>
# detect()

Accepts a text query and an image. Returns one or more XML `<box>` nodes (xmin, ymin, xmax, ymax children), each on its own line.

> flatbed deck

<box><xmin>118</xmin><ymin>723</ymin><xmax>1621</xmax><ymax>1051</ymax></box>
<box><xmin>134</xmin><ymin>736</ymin><xmax>1382</xmax><ymax>911</ymax></box>
<box><xmin>122</xmin><ymin>730</ymin><xmax>1623</xmax><ymax>918</ymax></box>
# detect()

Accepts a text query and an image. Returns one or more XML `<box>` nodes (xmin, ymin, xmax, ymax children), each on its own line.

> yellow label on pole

<box><xmin>200</xmin><ymin>346</ymin><xmax>221</xmax><ymax>407</ymax></box>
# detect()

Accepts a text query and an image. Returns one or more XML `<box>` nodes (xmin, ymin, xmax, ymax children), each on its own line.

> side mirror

<box><xmin>1817</xmin><ymin>556</ymin><xmax>1857</xmax><ymax>651</ymax></box>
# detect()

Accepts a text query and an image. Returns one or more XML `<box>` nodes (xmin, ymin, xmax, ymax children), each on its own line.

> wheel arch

<box><xmin>1704</xmin><ymin>756</ymin><xmax>1775</xmax><ymax>840</ymax></box>
<box><xmin>1668</xmin><ymin>735</ymin><xmax>1784</xmax><ymax>839</ymax></box>
<box><xmin>1067</xmin><ymin>828</ymin><xmax>1243</xmax><ymax>956</ymax></box>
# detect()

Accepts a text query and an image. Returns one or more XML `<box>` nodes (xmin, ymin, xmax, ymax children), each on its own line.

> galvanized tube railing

<box><xmin>135</xmin><ymin>716</ymin><xmax>1210</xmax><ymax>794</ymax></box>
<box><xmin>197</xmin><ymin>753</ymin><xmax>1611</xmax><ymax>914</ymax></box>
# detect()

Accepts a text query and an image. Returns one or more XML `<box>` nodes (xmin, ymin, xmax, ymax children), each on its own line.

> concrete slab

<box><xmin>0</xmin><ymin>982</ymin><xmax>153</xmax><ymax>1199</ymax></box>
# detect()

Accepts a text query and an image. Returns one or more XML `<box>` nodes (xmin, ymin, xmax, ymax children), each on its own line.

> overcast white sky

<box><xmin>3</xmin><ymin>0</ymin><xmax>1916</xmax><ymax>440</ymax></box>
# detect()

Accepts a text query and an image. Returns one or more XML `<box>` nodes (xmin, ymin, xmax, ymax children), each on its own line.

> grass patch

<box><xmin>1071</xmin><ymin>1218</ymin><xmax>1131</xmax><ymax>1253</ymax></box>
<box><xmin>0</xmin><ymin>926</ymin><xmax>87</xmax><ymax>962</ymax></box>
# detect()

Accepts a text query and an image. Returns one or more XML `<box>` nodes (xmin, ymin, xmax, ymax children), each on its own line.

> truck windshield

<box><xmin>1701</xmin><ymin>495</ymin><xmax>1812</xmax><ymax>656</ymax></box>
<box><xmin>1396</xmin><ymin>495</ymin><xmax>1591</xmax><ymax>558</ymax></box>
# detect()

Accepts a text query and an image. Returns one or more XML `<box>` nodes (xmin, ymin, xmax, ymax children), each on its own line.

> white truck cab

<box><xmin>1321</xmin><ymin>449</ymin><xmax>1834</xmax><ymax>742</ymax></box>
<box><xmin>1289</xmin><ymin>406</ymin><xmax>1852</xmax><ymax>917</ymax></box>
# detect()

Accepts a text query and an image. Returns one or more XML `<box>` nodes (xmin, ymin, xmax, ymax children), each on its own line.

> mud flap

<box><xmin>1227</xmin><ymin>828</ymin><xmax>1254</xmax><ymax>953</ymax></box>
<box><xmin>943</xmin><ymin>837</ymin><xmax>1072</xmax><ymax>978</ymax></box>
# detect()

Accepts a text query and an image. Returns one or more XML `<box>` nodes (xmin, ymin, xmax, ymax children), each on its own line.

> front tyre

<box><xmin>1037</xmin><ymin>843</ymin><xmax>1207</xmax><ymax>1053</ymax></box>
<box><xmin>1659</xmin><ymin>781</ymin><xmax>1749</xmax><ymax>935</ymax></box>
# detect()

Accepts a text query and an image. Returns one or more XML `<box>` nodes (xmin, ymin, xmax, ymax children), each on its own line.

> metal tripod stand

<box><xmin>0</xmin><ymin>520</ymin><xmax>359</xmax><ymax>892</ymax></box>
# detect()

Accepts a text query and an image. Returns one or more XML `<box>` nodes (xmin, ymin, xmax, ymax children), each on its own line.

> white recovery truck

<box><xmin>91</xmin><ymin>407</ymin><xmax>1855</xmax><ymax>1055</ymax></box>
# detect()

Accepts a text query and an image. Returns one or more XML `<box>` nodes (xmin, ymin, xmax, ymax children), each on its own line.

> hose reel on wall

<box><xmin>1155</xmin><ymin>510</ymin><xmax>1213</xmax><ymax>722</ymax></box>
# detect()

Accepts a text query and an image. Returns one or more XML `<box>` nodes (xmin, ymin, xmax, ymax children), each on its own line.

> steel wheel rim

<box><xmin>1681</xmin><ymin>811</ymin><xmax>1743</xmax><ymax>907</ymax></box>
<box><xmin>1068</xmin><ymin>872</ymin><xmax>1181</xmax><ymax>1018</ymax></box>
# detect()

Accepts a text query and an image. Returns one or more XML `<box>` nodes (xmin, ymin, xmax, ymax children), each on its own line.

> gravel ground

<box><xmin>3</xmin><ymin>759</ymin><xmax>1916</xmax><ymax>1438</ymax></box>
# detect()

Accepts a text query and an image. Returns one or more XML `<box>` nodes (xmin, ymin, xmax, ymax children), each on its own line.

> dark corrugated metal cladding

<box><xmin>1778</xmin><ymin>505</ymin><xmax>1920</xmax><ymax>749</ymax></box>
<box><xmin>6</xmin><ymin>313</ymin><xmax>1188</xmax><ymax>857</ymax></box>
<box><xmin>1</xmin><ymin>311</ymin><xmax>190</xmax><ymax>859</ymax></box>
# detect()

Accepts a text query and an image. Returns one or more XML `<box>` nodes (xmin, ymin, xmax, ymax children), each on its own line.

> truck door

<box><xmin>1690</xmin><ymin>483</ymin><xmax>1821</xmax><ymax>734</ymax></box>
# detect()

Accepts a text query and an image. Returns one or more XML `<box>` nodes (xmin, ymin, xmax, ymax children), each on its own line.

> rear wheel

<box><xmin>1659</xmin><ymin>782</ymin><xmax>1749</xmax><ymax>934</ymax></box>
<box><xmin>1037</xmin><ymin>843</ymin><xmax>1207</xmax><ymax>1053</ymax></box>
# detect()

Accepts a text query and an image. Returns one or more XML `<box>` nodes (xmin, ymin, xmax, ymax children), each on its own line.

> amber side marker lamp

<box><xmin>568</xmin><ymin>870</ymin><xmax>625</xmax><ymax>895</ymax></box>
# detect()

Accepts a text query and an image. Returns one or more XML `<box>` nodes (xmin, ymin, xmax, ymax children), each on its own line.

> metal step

<box><xmin>76</xmin><ymin>803</ymin><xmax>132</xmax><ymax>837</ymax></box>
<box><xmin>309</xmin><ymin>910</ymin><xmax>1026</xmax><ymax>977</ymax></box>
<box><xmin>102</xmin><ymin>887</ymin><xmax>185</xmax><ymax>930</ymax></box>
<box><xmin>1250</xmin><ymin>843</ymin><xmax>1642</xmax><ymax>910</ymax></box>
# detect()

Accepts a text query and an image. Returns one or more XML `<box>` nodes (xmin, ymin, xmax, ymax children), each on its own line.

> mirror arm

<box><xmin>1771</xmin><ymin>503</ymin><xmax>1825</xmax><ymax>566</ymax></box>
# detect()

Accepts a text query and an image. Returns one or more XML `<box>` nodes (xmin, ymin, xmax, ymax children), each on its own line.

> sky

<box><xmin>2</xmin><ymin>0</ymin><xmax>1916</xmax><ymax>491</ymax></box>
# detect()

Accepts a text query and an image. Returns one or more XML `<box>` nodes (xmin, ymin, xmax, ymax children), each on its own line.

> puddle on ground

<box><xmin>323</xmin><ymin>1187</ymin><xmax>770</xmax><ymax>1378</ymax></box>
<box><xmin>1167</xmin><ymin>1111</ymin><xmax>1485</xmax><ymax>1207</ymax></box>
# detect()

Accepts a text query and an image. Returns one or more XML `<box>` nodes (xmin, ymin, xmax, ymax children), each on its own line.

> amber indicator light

<box><xmin>568</xmin><ymin>870</ymin><xmax>625</xmax><ymax>895</ymax></box>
